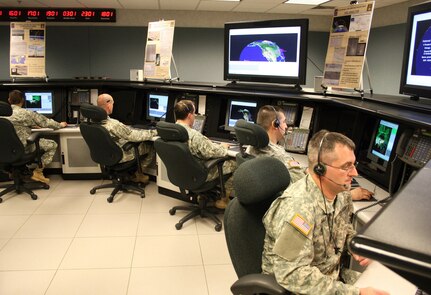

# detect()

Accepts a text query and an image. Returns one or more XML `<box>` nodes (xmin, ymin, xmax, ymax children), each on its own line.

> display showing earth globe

<box><xmin>239</xmin><ymin>40</ymin><xmax>286</xmax><ymax>62</ymax></box>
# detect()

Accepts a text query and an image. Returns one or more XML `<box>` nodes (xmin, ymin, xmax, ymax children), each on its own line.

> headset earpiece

<box><xmin>270</xmin><ymin>106</ymin><xmax>280</xmax><ymax>128</ymax></box>
<box><xmin>313</xmin><ymin>132</ymin><xmax>329</xmax><ymax>176</ymax></box>
<box><xmin>313</xmin><ymin>163</ymin><xmax>326</xmax><ymax>176</ymax></box>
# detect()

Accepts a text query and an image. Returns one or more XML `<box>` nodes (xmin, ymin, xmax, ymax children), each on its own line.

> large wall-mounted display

<box><xmin>399</xmin><ymin>1</ymin><xmax>431</xmax><ymax>101</ymax></box>
<box><xmin>223</xmin><ymin>19</ymin><xmax>308</xmax><ymax>87</ymax></box>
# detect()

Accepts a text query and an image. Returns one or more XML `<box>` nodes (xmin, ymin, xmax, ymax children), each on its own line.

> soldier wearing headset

<box><xmin>248</xmin><ymin>105</ymin><xmax>374</xmax><ymax>201</ymax></box>
<box><xmin>261</xmin><ymin>130</ymin><xmax>388</xmax><ymax>295</ymax></box>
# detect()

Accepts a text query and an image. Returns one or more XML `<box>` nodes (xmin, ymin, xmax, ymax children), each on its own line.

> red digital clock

<box><xmin>0</xmin><ymin>8</ymin><xmax>116</xmax><ymax>22</ymax></box>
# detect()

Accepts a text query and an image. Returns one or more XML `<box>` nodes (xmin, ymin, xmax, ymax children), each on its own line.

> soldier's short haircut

<box><xmin>174</xmin><ymin>99</ymin><xmax>195</xmax><ymax>120</ymax></box>
<box><xmin>8</xmin><ymin>90</ymin><xmax>23</xmax><ymax>105</ymax></box>
<box><xmin>307</xmin><ymin>129</ymin><xmax>355</xmax><ymax>168</ymax></box>
<box><xmin>256</xmin><ymin>105</ymin><xmax>283</xmax><ymax>131</ymax></box>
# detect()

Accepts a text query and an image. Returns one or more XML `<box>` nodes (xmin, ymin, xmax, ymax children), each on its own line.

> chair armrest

<box><xmin>122</xmin><ymin>142</ymin><xmax>140</xmax><ymax>152</ymax></box>
<box><xmin>203</xmin><ymin>156</ymin><xmax>230</xmax><ymax>170</ymax></box>
<box><xmin>26</xmin><ymin>132</ymin><xmax>41</xmax><ymax>144</ymax></box>
<box><xmin>230</xmin><ymin>274</ymin><xmax>289</xmax><ymax>295</ymax></box>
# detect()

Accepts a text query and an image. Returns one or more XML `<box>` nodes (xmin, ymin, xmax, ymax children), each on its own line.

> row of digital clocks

<box><xmin>0</xmin><ymin>8</ymin><xmax>116</xmax><ymax>22</ymax></box>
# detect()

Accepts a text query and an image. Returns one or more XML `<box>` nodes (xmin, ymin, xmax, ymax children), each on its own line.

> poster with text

<box><xmin>10</xmin><ymin>22</ymin><xmax>46</xmax><ymax>78</ymax></box>
<box><xmin>323</xmin><ymin>2</ymin><xmax>374</xmax><ymax>89</ymax></box>
<box><xmin>143</xmin><ymin>20</ymin><xmax>175</xmax><ymax>80</ymax></box>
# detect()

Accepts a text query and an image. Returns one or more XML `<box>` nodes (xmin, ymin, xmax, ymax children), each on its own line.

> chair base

<box><xmin>89</xmin><ymin>179</ymin><xmax>146</xmax><ymax>203</ymax></box>
<box><xmin>0</xmin><ymin>177</ymin><xmax>49</xmax><ymax>203</ymax></box>
<box><xmin>169</xmin><ymin>198</ymin><xmax>223</xmax><ymax>232</ymax></box>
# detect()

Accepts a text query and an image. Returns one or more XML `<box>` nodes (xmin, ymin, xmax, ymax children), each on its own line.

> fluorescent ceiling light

<box><xmin>284</xmin><ymin>0</ymin><xmax>329</xmax><ymax>4</ymax></box>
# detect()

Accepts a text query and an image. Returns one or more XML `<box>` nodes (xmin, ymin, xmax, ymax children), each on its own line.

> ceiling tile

<box><xmin>267</xmin><ymin>3</ymin><xmax>316</xmax><ymax>14</ymax></box>
<box><xmin>160</xmin><ymin>0</ymin><xmax>200</xmax><ymax>10</ymax></box>
<box><xmin>232</xmin><ymin>2</ymin><xmax>280</xmax><ymax>13</ymax></box>
<box><xmin>117</xmin><ymin>0</ymin><xmax>159</xmax><ymax>9</ymax></box>
<box><xmin>197</xmin><ymin>1</ymin><xmax>239</xmax><ymax>12</ymax></box>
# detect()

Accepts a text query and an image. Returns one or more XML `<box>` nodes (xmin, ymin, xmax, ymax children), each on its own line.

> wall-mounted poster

<box><xmin>10</xmin><ymin>22</ymin><xmax>46</xmax><ymax>78</ymax></box>
<box><xmin>143</xmin><ymin>20</ymin><xmax>175</xmax><ymax>80</ymax></box>
<box><xmin>323</xmin><ymin>2</ymin><xmax>374</xmax><ymax>90</ymax></box>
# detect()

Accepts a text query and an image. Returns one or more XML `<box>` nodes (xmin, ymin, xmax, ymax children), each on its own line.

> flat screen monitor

<box><xmin>399</xmin><ymin>1</ymin><xmax>431</xmax><ymax>100</ymax></box>
<box><xmin>224</xmin><ymin>18</ymin><xmax>308</xmax><ymax>86</ymax></box>
<box><xmin>367</xmin><ymin>119</ymin><xmax>400</xmax><ymax>172</ymax></box>
<box><xmin>225</xmin><ymin>99</ymin><xmax>258</xmax><ymax>132</ymax></box>
<box><xmin>24</xmin><ymin>91</ymin><xmax>54</xmax><ymax>116</ymax></box>
<box><xmin>147</xmin><ymin>93</ymin><xmax>168</xmax><ymax>122</ymax></box>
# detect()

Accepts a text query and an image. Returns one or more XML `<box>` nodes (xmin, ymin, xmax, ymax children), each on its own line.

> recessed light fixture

<box><xmin>284</xmin><ymin>0</ymin><xmax>329</xmax><ymax>5</ymax></box>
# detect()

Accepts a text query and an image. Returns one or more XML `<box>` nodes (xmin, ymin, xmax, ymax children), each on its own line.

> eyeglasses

<box><xmin>323</xmin><ymin>161</ymin><xmax>358</xmax><ymax>172</ymax></box>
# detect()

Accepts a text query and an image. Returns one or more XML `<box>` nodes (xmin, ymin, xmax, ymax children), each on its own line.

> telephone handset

<box><xmin>397</xmin><ymin>128</ymin><xmax>431</xmax><ymax>169</ymax></box>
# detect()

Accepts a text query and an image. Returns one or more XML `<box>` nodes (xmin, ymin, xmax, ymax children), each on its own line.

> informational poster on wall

<box><xmin>143</xmin><ymin>20</ymin><xmax>175</xmax><ymax>80</ymax></box>
<box><xmin>10</xmin><ymin>22</ymin><xmax>46</xmax><ymax>78</ymax></box>
<box><xmin>323</xmin><ymin>2</ymin><xmax>374</xmax><ymax>89</ymax></box>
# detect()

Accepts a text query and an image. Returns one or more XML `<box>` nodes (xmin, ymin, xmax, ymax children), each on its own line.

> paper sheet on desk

<box><xmin>354</xmin><ymin>261</ymin><xmax>417</xmax><ymax>295</ymax></box>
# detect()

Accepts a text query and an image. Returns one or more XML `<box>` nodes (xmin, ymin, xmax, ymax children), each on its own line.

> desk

<box><xmin>32</xmin><ymin>127</ymin><xmax>100</xmax><ymax>175</ymax></box>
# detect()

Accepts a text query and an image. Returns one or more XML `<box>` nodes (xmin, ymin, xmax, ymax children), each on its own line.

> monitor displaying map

<box><xmin>224</xmin><ymin>19</ymin><xmax>308</xmax><ymax>86</ymax></box>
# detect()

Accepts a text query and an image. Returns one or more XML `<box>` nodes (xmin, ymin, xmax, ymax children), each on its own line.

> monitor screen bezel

<box><xmin>224</xmin><ymin>98</ymin><xmax>258</xmax><ymax>132</ymax></box>
<box><xmin>366</xmin><ymin>119</ymin><xmax>400</xmax><ymax>172</ymax></box>
<box><xmin>223</xmin><ymin>18</ymin><xmax>309</xmax><ymax>86</ymax></box>
<box><xmin>146</xmin><ymin>92</ymin><xmax>169</xmax><ymax>122</ymax></box>
<box><xmin>23</xmin><ymin>90</ymin><xmax>54</xmax><ymax>116</ymax></box>
<box><xmin>399</xmin><ymin>1</ymin><xmax>431</xmax><ymax>100</ymax></box>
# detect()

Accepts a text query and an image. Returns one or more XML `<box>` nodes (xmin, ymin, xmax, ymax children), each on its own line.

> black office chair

<box><xmin>234</xmin><ymin>119</ymin><xmax>269</xmax><ymax>165</ymax></box>
<box><xmin>224</xmin><ymin>157</ymin><xmax>291</xmax><ymax>295</ymax></box>
<box><xmin>79</xmin><ymin>103</ymin><xmax>146</xmax><ymax>203</ymax></box>
<box><xmin>0</xmin><ymin>101</ymin><xmax>49</xmax><ymax>203</ymax></box>
<box><xmin>154</xmin><ymin>121</ymin><xmax>231</xmax><ymax>232</ymax></box>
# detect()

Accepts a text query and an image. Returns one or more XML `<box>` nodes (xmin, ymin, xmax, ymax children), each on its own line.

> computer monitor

<box><xmin>366</xmin><ymin>119</ymin><xmax>400</xmax><ymax>172</ymax></box>
<box><xmin>146</xmin><ymin>93</ymin><xmax>168</xmax><ymax>122</ymax></box>
<box><xmin>399</xmin><ymin>1</ymin><xmax>431</xmax><ymax>101</ymax></box>
<box><xmin>24</xmin><ymin>91</ymin><xmax>54</xmax><ymax>116</ymax></box>
<box><xmin>224</xmin><ymin>18</ymin><xmax>308</xmax><ymax>86</ymax></box>
<box><xmin>224</xmin><ymin>99</ymin><xmax>258</xmax><ymax>132</ymax></box>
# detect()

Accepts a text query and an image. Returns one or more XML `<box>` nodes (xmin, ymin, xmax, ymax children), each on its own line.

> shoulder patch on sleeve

<box><xmin>290</xmin><ymin>213</ymin><xmax>312</xmax><ymax>237</ymax></box>
<box><xmin>273</xmin><ymin>222</ymin><xmax>308</xmax><ymax>261</ymax></box>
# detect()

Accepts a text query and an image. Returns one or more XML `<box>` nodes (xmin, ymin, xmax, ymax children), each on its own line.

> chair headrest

<box><xmin>80</xmin><ymin>103</ymin><xmax>107</xmax><ymax>122</ymax></box>
<box><xmin>234</xmin><ymin>119</ymin><xmax>269</xmax><ymax>148</ymax></box>
<box><xmin>0</xmin><ymin>101</ymin><xmax>12</xmax><ymax>116</ymax></box>
<box><xmin>234</xmin><ymin>157</ymin><xmax>290</xmax><ymax>205</ymax></box>
<box><xmin>156</xmin><ymin>121</ymin><xmax>189</xmax><ymax>142</ymax></box>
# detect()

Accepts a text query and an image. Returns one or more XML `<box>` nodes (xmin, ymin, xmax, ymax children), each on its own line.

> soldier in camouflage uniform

<box><xmin>262</xmin><ymin>130</ymin><xmax>389</xmax><ymax>295</ymax></box>
<box><xmin>97</xmin><ymin>94</ymin><xmax>157</xmax><ymax>184</ymax></box>
<box><xmin>174</xmin><ymin>100</ymin><xmax>237</xmax><ymax>209</ymax></box>
<box><xmin>7</xmin><ymin>90</ymin><xmax>67</xmax><ymax>184</ymax></box>
<box><xmin>247</xmin><ymin>105</ymin><xmax>307</xmax><ymax>184</ymax></box>
<box><xmin>249</xmin><ymin>105</ymin><xmax>374</xmax><ymax>201</ymax></box>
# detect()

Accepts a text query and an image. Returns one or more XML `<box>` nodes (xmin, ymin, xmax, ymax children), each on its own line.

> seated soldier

<box><xmin>174</xmin><ymin>100</ymin><xmax>237</xmax><ymax>209</ymax></box>
<box><xmin>248</xmin><ymin>105</ymin><xmax>374</xmax><ymax>200</ymax></box>
<box><xmin>7</xmin><ymin>90</ymin><xmax>67</xmax><ymax>183</ymax></box>
<box><xmin>97</xmin><ymin>93</ymin><xmax>156</xmax><ymax>183</ymax></box>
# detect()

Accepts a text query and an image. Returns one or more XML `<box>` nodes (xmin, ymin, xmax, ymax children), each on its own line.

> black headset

<box><xmin>313</xmin><ymin>132</ymin><xmax>329</xmax><ymax>176</ymax></box>
<box><xmin>269</xmin><ymin>105</ymin><xmax>280</xmax><ymax>128</ymax></box>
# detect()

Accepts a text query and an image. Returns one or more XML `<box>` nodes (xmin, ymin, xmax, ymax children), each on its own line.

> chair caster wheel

<box><xmin>175</xmin><ymin>223</ymin><xmax>182</xmax><ymax>230</ymax></box>
<box><xmin>90</xmin><ymin>189</ymin><xmax>96</xmax><ymax>194</ymax></box>
<box><xmin>43</xmin><ymin>184</ymin><xmax>50</xmax><ymax>189</ymax></box>
<box><xmin>31</xmin><ymin>194</ymin><xmax>38</xmax><ymax>200</ymax></box>
<box><xmin>0</xmin><ymin>198</ymin><xmax>3</xmax><ymax>203</ymax></box>
<box><xmin>140</xmin><ymin>193</ymin><xmax>145</xmax><ymax>198</ymax></box>
<box><xmin>215</xmin><ymin>224</ymin><xmax>222</xmax><ymax>232</ymax></box>
<box><xmin>107</xmin><ymin>196</ymin><xmax>114</xmax><ymax>203</ymax></box>
<box><xmin>169</xmin><ymin>208</ymin><xmax>176</xmax><ymax>215</ymax></box>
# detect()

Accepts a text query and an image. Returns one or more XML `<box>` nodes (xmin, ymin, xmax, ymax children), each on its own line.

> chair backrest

<box><xmin>234</xmin><ymin>119</ymin><xmax>269</xmax><ymax>164</ymax></box>
<box><xmin>0</xmin><ymin>101</ymin><xmax>25</xmax><ymax>163</ymax></box>
<box><xmin>155</xmin><ymin>121</ymin><xmax>208</xmax><ymax>191</ymax></box>
<box><xmin>79</xmin><ymin>103</ymin><xmax>123</xmax><ymax>167</ymax></box>
<box><xmin>224</xmin><ymin>156</ymin><xmax>290</xmax><ymax>278</ymax></box>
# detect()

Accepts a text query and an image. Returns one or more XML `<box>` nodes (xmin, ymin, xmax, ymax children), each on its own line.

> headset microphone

<box><xmin>321</xmin><ymin>175</ymin><xmax>350</xmax><ymax>190</ymax></box>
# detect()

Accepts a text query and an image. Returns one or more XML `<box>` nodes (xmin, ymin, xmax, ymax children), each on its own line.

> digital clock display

<box><xmin>0</xmin><ymin>8</ymin><xmax>116</xmax><ymax>22</ymax></box>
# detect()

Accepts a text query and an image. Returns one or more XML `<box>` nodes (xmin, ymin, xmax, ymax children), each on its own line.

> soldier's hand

<box><xmin>60</xmin><ymin>122</ymin><xmax>68</xmax><ymax>128</ymax></box>
<box><xmin>352</xmin><ymin>253</ymin><xmax>371</xmax><ymax>266</ymax></box>
<box><xmin>351</xmin><ymin>187</ymin><xmax>374</xmax><ymax>201</ymax></box>
<box><xmin>360</xmin><ymin>287</ymin><xmax>390</xmax><ymax>295</ymax></box>
<box><xmin>220</xmin><ymin>142</ymin><xmax>230</xmax><ymax>149</ymax></box>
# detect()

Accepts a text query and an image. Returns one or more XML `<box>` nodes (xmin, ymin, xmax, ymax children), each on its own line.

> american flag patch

<box><xmin>290</xmin><ymin>213</ymin><xmax>312</xmax><ymax>236</ymax></box>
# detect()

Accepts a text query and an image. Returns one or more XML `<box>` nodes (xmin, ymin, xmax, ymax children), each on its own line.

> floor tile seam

<box><xmin>5</xmin><ymin>214</ymin><xmax>33</xmax><ymax>241</ymax></box>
